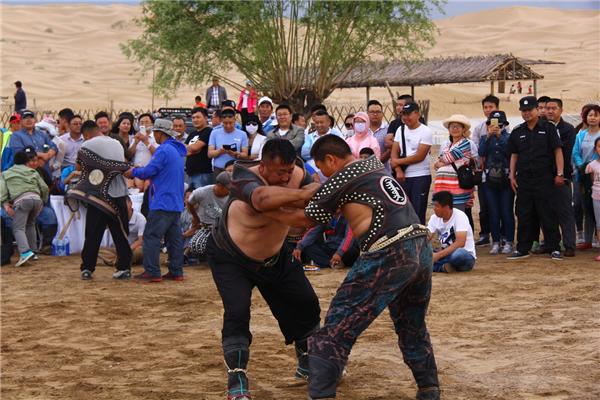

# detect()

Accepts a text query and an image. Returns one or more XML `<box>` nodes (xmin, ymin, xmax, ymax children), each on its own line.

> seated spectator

<box><xmin>478</xmin><ymin>111</ymin><xmax>515</xmax><ymax>255</ymax></box>
<box><xmin>294</xmin><ymin>213</ymin><xmax>359</xmax><ymax>270</ymax></box>
<box><xmin>345</xmin><ymin>112</ymin><xmax>380</xmax><ymax>159</ymax></box>
<box><xmin>0</xmin><ymin>151</ymin><xmax>49</xmax><ymax>266</ymax></box>
<box><xmin>427</xmin><ymin>191</ymin><xmax>476</xmax><ymax>273</ymax></box>
<box><xmin>359</xmin><ymin>147</ymin><xmax>375</xmax><ymax>160</ymax></box>
<box><xmin>98</xmin><ymin>196</ymin><xmax>146</xmax><ymax>266</ymax></box>
<box><xmin>59</xmin><ymin>114</ymin><xmax>84</xmax><ymax>170</ymax></box>
<box><xmin>60</xmin><ymin>165</ymin><xmax>80</xmax><ymax>194</ymax></box>
<box><xmin>186</xmin><ymin>171</ymin><xmax>231</xmax><ymax>261</ymax></box>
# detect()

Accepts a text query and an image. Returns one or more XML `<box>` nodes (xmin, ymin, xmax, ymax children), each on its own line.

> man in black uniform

<box><xmin>506</xmin><ymin>96</ymin><xmax>565</xmax><ymax>260</ymax></box>
<box><xmin>205</xmin><ymin>138</ymin><xmax>321</xmax><ymax>400</ymax></box>
<box><xmin>532</xmin><ymin>98</ymin><xmax>577</xmax><ymax>257</ymax></box>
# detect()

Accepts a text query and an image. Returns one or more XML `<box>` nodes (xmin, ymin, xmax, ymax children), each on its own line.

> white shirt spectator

<box><xmin>427</xmin><ymin>208</ymin><xmax>476</xmax><ymax>259</ymax></box>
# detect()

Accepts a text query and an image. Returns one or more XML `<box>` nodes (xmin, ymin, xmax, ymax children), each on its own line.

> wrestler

<box><xmin>264</xmin><ymin>135</ymin><xmax>440</xmax><ymax>400</ymax></box>
<box><xmin>74</xmin><ymin>121</ymin><xmax>132</xmax><ymax>280</ymax></box>
<box><xmin>205</xmin><ymin>138</ymin><xmax>321</xmax><ymax>400</ymax></box>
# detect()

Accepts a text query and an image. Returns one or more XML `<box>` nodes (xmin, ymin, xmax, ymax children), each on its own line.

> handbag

<box><xmin>451</xmin><ymin>160</ymin><xmax>475</xmax><ymax>190</ymax></box>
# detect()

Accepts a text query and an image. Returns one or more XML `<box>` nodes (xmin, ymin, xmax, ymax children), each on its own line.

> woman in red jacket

<box><xmin>237</xmin><ymin>80</ymin><xmax>258</xmax><ymax>120</ymax></box>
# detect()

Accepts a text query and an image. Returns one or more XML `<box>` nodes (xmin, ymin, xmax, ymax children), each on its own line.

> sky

<box><xmin>2</xmin><ymin>0</ymin><xmax>599</xmax><ymax>18</ymax></box>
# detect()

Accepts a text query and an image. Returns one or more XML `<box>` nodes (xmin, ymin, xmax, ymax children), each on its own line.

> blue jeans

<box><xmin>433</xmin><ymin>248</ymin><xmax>475</xmax><ymax>273</ymax></box>
<box><xmin>188</xmin><ymin>173</ymin><xmax>212</xmax><ymax>190</ymax></box>
<box><xmin>399</xmin><ymin>175</ymin><xmax>432</xmax><ymax>225</ymax></box>
<box><xmin>1</xmin><ymin>205</ymin><xmax>57</xmax><ymax>229</ymax></box>
<box><xmin>143</xmin><ymin>210</ymin><xmax>184</xmax><ymax>278</ymax></box>
<box><xmin>483</xmin><ymin>183</ymin><xmax>515</xmax><ymax>243</ymax></box>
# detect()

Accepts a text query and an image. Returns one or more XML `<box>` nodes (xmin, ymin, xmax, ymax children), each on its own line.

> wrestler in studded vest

<box><xmin>305</xmin><ymin>155</ymin><xmax>426</xmax><ymax>252</ymax></box>
<box><xmin>68</xmin><ymin>148</ymin><xmax>131</xmax><ymax>218</ymax></box>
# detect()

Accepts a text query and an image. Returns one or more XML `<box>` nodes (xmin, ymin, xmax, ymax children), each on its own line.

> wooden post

<box><xmin>366</xmin><ymin>85</ymin><xmax>371</xmax><ymax>106</ymax></box>
<box><xmin>110</xmin><ymin>100</ymin><xmax>114</xmax><ymax>120</ymax></box>
<box><xmin>490</xmin><ymin>81</ymin><xmax>495</xmax><ymax>95</ymax></box>
<box><xmin>411</xmin><ymin>85</ymin><xmax>415</xmax><ymax>98</ymax></box>
<box><xmin>533</xmin><ymin>80</ymin><xmax>537</xmax><ymax>98</ymax></box>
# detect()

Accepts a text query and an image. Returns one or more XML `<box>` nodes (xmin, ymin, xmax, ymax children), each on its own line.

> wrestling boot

<box><xmin>223</xmin><ymin>337</ymin><xmax>252</xmax><ymax>400</ymax></box>
<box><xmin>295</xmin><ymin>324</ymin><xmax>320</xmax><ymax>380</ymax></box>
<box><xmin>41</xmin><ymin>225</ymin><xmax>58</xmax><ymax>255</ymax></box>
<box><xmin>412</xmin><ymin>353</ymin><xmax>441</xmax><ymax>400</ymax></box>
<box><xmin>307</xmin><ymin>354</ymin><xmax>340</xmax><ymax>399</ymax></box>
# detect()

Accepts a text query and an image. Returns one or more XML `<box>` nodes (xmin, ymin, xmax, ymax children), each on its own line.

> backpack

<box><xmin>486</xmin><ymin>158</ymin><xmax>508</xmax><ymax>189</ymax></box>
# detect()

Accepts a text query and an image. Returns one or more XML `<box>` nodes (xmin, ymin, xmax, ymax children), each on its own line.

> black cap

<box><xmin>23</xmin><ymin>145</ymin><xmax>37</xmax><ymax>159</ymax></box>
<box><xmin>519</xmin><ymin>96</ymin><xmax>538</xmax><ymax>111</ymax></box>
<box><xmin>486</xmin><ymin>110</ymin><xmax>510</xmax><ymax>125</ymax></box>
<box><xmin>401</xmin><ymin>102</ymin><xmax>420</xmax><ymax>113</ymax></box>
<box><xmin>243</xmin><ymin>113</ymin><xmax>260</xmax><ymax>125</ymax></box>
<box><xmin>21</xmin><ymin>110</ymin><xmax>35</xmax><ymax>118</ymax></box>
<box><xmin>221</xmin><ymin>99</ymin><xmax>237</xmax><ymax>111</ymax></box>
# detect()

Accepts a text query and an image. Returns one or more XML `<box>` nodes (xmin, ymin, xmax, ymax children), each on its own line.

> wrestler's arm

<box><xmin>263</xmin><ymin>208</ymin><xmax>318</xmax><ymax>229</ymax></box>
<box><xmin>252</xmin><ymin>186</ymin><xmax>314</xmax><ymax>212</ymax></box>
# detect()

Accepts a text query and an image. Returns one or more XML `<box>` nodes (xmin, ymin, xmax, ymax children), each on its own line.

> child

<box><xmin>359</xmin><ymin>147</ymin><xmax>375</xmax><ymax>160</ymax></box>
<box><xmin>584</xmin><ymin>137</ymin><xmax>600</xmax><ymax>261</ymax></box>
<box><xmin>0</xmin><ymin>151</ymin><xmax>49</xmax><ymax>266</ymax></box>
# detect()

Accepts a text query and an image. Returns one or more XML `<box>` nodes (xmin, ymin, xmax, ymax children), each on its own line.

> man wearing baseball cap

<box><xmin>9</xmin><ymin>110</ymin><xmax>58</xmax><ymax>175</ymax></box>
<box><xmin>257</xmin><ymin>96</ymin><xmax>276</xmax><ymax>133</ymax></box>
<box><xmin>505</xmin><ymin>96</ymin><xmax>564</xmax><ymax>261</ymax></box>
<box><xmin>124</xmin><ymin>119</ymin><xmax>188</xmax><ymax>282</ymax></box>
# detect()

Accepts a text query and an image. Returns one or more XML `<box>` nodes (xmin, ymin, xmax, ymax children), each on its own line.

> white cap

<box><xmin>258</xmin><ymin>96</ymin><xmax>273</xmax><ymax>107</ymax></box>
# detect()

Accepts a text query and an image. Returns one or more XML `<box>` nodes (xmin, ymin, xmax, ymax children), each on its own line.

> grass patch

<box><xmin>45</xmin><ymin>27</ymin><xmax>54</xmax><ymax>33</ymax></box>
<box><xmin>83</xmin><ymin>81</ymin><xmax>91</xmax><ymax>84</ymax></box>
<box><xmin>111</xmin><ymin>20</ymin><xmax>125</xmax><ymax>29</ymax></box>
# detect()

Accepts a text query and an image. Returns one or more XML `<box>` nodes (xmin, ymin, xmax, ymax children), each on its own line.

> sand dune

<box><xmin>1</xmin><ymin>4</ymin><xmax>598</xmax><ymax>119</ymax></box>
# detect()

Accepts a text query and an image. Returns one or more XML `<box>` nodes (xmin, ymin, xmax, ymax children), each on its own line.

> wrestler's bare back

<box><xmin>227</xmin><ymin>165</ymin><xmax>305</xmax><ymax>261</ymax></box>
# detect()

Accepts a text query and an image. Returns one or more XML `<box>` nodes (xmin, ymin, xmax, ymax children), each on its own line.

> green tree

<box><xmin>121</xmin><ymin>0</ymin><xmax>443</xmax><ymax>115</ymax></box>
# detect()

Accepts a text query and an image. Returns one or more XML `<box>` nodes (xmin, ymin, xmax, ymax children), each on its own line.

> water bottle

<box><xmin>57</xmin><ymin>238</ymin><xmax>65</xmax><ymax>257</ymax></box>
<box><xmin>64</xmin><ymin>236</ymin><xmax>70</xmax><ymax>256</ymax></box>
<box><xmin>52</xmin><ymin>237</ymin><xmax>58</xmax><ymax>256</ymax></box>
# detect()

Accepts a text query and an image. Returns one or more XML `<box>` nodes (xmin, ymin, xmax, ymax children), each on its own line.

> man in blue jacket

<box><xmin>125</xmin><ymin>119</ymin><xmax>187</xmax><ymax>282</ymax></box>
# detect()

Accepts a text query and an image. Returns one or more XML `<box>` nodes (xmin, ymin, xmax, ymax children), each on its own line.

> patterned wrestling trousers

<box><xmin>308</xmin><ymin>235</ymin><xmax>435</xmax><ymax>372</ymax></box>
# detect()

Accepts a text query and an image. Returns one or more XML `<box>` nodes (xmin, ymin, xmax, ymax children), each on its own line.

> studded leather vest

<box><xmin>68</xmin><ymin>148</ymin><xmax>131</xmax><ymax>219</ymax></box>
<box><xmin>304</xmin><ymin>156</ymin><xmax>420</xmax><ymax>252</ymax></box>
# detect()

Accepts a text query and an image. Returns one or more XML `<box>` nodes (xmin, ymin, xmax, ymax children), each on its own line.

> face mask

<box><xmin>354</xmin><ymin>122</ymin><xmax>366</xmax><ymax>133</ymax></box>
<box><xmin>246</xmin><ymin>125</ymin><xmax>258</xmax><ymax>134</ymax></box>
<box><xmin>346</xmin><ymin>129</ymin><xmax>354</xmax><ymax>137</ymax></box>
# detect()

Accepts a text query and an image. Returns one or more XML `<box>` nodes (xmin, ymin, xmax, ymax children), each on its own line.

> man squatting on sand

<box><xmin>264</xmin><ymin>135</ymin><xmax>440</xmax><ymax>400</ymax></box>
<box><xmin>205</xmin><ymin>138</ymin><xmax>322</xmax><ymax>400</ymax></box>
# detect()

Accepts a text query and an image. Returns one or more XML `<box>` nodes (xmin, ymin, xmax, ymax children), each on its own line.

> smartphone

<box><xmin>139</xmin><ymin>125</ymin><xmax>146</xmax><ymax>135</ymax></box>
<box><xmin>490</xmin><ymin>118</ymin><xmax>498</xmax><ymax>127</ymax></box>
<box><xmin>310</xmin><ymin>123</ymin><xmax>315</xmax><ymax>129</ymax></box>
<box><xmin>222</xmin><ymin>144</ymin><xmax>231</xmax><ymax>151</ymax></box>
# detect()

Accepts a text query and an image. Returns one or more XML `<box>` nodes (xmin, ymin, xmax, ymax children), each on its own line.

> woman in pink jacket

<box><xmin>237</xmin><ymin>80</ymin><xmax>258</xmax><ymax>120</ymax></box>
<box><xmin>345</xmin><ymin>111</ymin><xmax>380</xmax><ymax>159</ymax></box>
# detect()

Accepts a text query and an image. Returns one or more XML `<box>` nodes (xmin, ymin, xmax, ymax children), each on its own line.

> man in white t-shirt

<box><xmin>427</xmin><ymin>191</ymin><xmax>476</xmax><ymax>273</ymax></box>
<box><xmin>390</xmin><ymin>102</ymin><xmax>433</xmax><ymax>224</ymax></box>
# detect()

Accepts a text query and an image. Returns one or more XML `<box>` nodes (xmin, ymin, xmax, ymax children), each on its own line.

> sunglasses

<box><xmin>344</xmin><ymin>123</ymin><xmax>353</xmax><ymax>128</ymax></box>
<box><xmin>246</xmin><ymin>122</ymin><xmax>258</xmax><ymax>126</ymax></box>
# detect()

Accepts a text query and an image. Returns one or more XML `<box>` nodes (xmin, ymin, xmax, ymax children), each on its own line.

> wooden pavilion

<box><xmin>338</xmin><ymin>54</ymin><xmax>563</xmax><ymax>99</ymax></box>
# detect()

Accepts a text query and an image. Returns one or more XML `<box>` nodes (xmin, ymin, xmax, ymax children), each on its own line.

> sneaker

<box><xmin>507</xmin><ymin>251</ymin><xmax>529</xmax><ymax>260</ymax></box>
<box><xmin>81</xmin><ymin>270</ymin><xmax>93</xmax><ymax>280</ymax></box>
<box><xmin>162</xmin><ymin>272</ymin><xmax>184</xmax><ymax>281</ymax></box>
<box><xmin>303</xmin><ymin>264</ymin><xmax>321</xmax><ymax>271</ymax></box>
<box><xmin>32</xmin><ymin>253</ymin><xmax>39</xmax><ymax>261</ymax></box>
<box><xmin>442</xmin><ymin>263</ymin><xmax>456</xmax><ymax>273</ymax></box>
<box><xmin>475</xmin><ymin>237</ymin><xmax>490</xmax><ymax>247</ymax></box>
<box><xmin>577</xmin><ymin>242</ymin><xmax>593</xmax><ymax>251</ymax></box>
<box><xmin>593</xmin><ymin>237</ymin><xmax>599</xmax><ymax>248</ymax></box>
<box><xmin>576</xmin><ymin>231</ymin><xmax>585</xmax><ymax>245</ymax></box>
<box><xmin>112</xmin><ymin>269</ymin><xmax>131</xmax><ymax>280</ymax></box>
<box><xmin>551</xmin><ymin>251</ymin><xmax>563</xmax><ymax>261</ymax></box>
<box><xmin>489</xmin><ymin>243</ymin><xmax>501</xmax><ymax>255</ymax></box>
<box><xmin>531</xmin><ymin>241</ymin><xmax>541</xmax><ymax>252</ymax></box>
<box><xmin>564</xmin><ymin>247</ymin><xmax>575</xmax><ymax>257</ymax></box>
<box><xmin>501</xmin><ymin>243</ymin><xmax>514</xmax><ymax>254</ymax></box>
<box><xmin>134</xmin><ymin>272</ymin><xmax>162</xmax><ymax>282</ymax></box>
<box><xmin>15</xmin><ymin>251</ymin><xmax>35</xmax><ymax>267</ymax></box>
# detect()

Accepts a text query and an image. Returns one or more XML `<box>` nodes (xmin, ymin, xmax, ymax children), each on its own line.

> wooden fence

<box><xmin>324</xmin><ymin>100</ymin><xmax>430</xmax><ymax>128</ymax></box>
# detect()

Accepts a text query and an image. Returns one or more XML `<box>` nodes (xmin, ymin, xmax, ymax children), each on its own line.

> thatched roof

<box><xmin>338</xmin><ymin>54</ymin><xmax>560</xmax><ymax>88</ymax></box>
